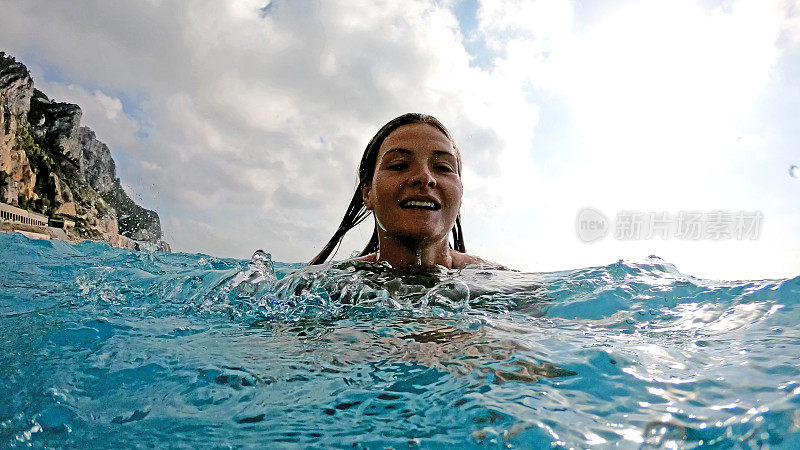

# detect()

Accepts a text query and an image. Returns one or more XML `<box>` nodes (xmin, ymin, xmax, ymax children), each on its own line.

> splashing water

<box><xmin>1</xmin><ymin>232</ymin><xmax>799</xmax><ymax>448</ymax></box>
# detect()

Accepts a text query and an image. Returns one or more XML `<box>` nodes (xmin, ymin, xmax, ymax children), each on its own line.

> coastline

<box><xmin>0</xmin><ymin>201</ymin><xmax>170</xmax><ymax>252</ymax></box>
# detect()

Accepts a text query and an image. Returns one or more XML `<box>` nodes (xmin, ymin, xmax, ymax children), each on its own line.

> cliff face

<box><xmin>0</xmin><ymin>55</ymin><xmax>35</xmax><ymax>205</ymax></box>
<box><xmin>79</xmin><ymin>127</ymin><xmax>115</xmax><ymax>193</ymax></box>
<box><xmin>0</xmin><ymin>52</ymin><xmax>165</xmax><ymax>248</ymax></box>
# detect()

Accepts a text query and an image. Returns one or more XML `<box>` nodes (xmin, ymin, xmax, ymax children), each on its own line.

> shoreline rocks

<box><xmin>0</xmin><ymin>51</ymin><xmax>168</xmax><ymax>252</ymax></box>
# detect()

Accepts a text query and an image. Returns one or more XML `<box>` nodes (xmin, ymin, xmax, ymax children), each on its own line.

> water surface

<box><xmin>1</xmin><ymin>232</ymin><xmax>799</xmax><ymax>448</ymax></box>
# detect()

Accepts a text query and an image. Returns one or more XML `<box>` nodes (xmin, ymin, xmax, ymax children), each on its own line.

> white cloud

<box><xmin>466</xmin><ymin>0</ymin><xmax>800</xmax><ymax>279</ymax></box>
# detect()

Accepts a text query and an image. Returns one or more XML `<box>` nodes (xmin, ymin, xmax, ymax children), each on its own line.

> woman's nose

<box><xmin>410</xmin><ymin>166</ymin><xmax>436</xmax><ymax>187</ymax></box>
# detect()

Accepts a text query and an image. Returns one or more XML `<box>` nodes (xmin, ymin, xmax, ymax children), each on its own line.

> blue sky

<box><xmin>1</xmin><ymin>0</ymin><xmax>798</xmax><ymax>280</ymax></box>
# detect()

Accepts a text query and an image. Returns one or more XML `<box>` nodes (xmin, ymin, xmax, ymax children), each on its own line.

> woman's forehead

<box><xmin>379</xmin><ymin>123</ymin><xmax>456</xmax><ymax>157</ymax></box>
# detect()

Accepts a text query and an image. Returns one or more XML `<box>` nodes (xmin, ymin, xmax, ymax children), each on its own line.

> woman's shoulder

<box><xmin>449</xmin><ymin>250</ymin><xmax>507</xmax><ymax>270</ymax></box>
<box><xmin>356</xmin><ymin>252</ymin><xmax>378</xmax><ymax>263</ymax></box>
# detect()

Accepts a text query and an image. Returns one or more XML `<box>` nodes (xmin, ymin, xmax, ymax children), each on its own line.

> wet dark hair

<box><xmin>309</xmin><ymin>113</ymin><xmax>466</xmax><ymax>265</ymax></box>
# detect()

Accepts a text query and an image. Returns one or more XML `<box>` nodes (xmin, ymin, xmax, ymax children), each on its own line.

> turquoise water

<box><xmin>1</xmin><ymin>232</ymin><xmax>799</xmax><ymax>448</ymax></box>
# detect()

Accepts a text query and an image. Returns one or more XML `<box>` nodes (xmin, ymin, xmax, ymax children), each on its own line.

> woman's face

<box><xmin>363</xmin><ymin>123</ymin><xmax>462</xmax><ymax>245</ymax></box>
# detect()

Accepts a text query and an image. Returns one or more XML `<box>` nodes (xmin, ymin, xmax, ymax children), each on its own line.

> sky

<box><xmin>1</xmin><ymin>0</ymin><xmax>798</xmax><ymax>280</ymax></box>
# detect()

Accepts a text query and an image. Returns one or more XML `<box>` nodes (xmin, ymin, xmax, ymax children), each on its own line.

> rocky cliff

<box><xmin>0</xmin><ymin>51</ymin><xmax>166</xmax><ymax>249</ymax></box>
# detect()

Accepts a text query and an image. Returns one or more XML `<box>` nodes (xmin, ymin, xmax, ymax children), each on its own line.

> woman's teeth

<box><xmin>402</xmin><ymin>200</ymin><xmax>438</xmax><ymax>210</ymax></box>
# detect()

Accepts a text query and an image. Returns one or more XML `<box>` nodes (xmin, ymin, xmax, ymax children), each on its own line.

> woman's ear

<box><xmin>362</xmin><ymin>182</ymin><xmax>374</xmax><ymax>210</ymax></box>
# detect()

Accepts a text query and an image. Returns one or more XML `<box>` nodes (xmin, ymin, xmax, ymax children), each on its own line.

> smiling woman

<box><xmin>310</xmin><ymin>113</ymin><xmax>497</xmax><ymax>269</ymax></box>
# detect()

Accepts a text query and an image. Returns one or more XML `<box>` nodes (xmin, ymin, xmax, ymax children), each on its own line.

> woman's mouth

<box><xmin>399</xmin><ymin>199</ymin><xmax>441</xmax><ymax>210</ymax></box>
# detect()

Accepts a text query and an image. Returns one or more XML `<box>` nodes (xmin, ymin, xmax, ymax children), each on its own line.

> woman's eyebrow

<box><xmin>381</xmin><ymin>148</ymin><xmax>457</xmax><ymax>161</ymax></box>
<box><xmin>383</xmin><ymin>148</ymin><xmax>412</xmax><ymax>157</ymax></box>
<box><xmin>433</xmin><ymin>150</ymin><xmax>457</xmax><ymax>159</ymax></box>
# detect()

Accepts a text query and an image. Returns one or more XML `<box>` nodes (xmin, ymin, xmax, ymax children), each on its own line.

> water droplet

<box><xmin>789</xmin><ymin>164</ymin><xmax>800</xmax><ymax>178</ymax></box>
<box><xmin>251</xmin><ymin>249</ymin><xmax>271</xmax><ymax>264</ymax></box>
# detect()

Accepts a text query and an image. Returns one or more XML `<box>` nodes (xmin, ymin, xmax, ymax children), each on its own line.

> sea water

<box><xmin>1</xmin><ymin>232</ymin><xmax>799</xmax><ymax>448</ymax></box>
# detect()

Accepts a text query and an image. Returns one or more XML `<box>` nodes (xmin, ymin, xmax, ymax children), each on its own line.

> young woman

<box><xmin>310</xmin><ymin>113</ymin><xmax>498</xmax><ymax>269</ymax></box>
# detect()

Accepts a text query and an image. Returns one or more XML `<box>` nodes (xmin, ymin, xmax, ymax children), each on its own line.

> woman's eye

<box><xmin>387</xmin><ymin>163</ymin><xmax>407</xmax><ymax>170</ymax></box>
<box><xmin>435</xmin><ymin>165</ymin><xmax>454</xmax><ymax>172</ymax></box>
